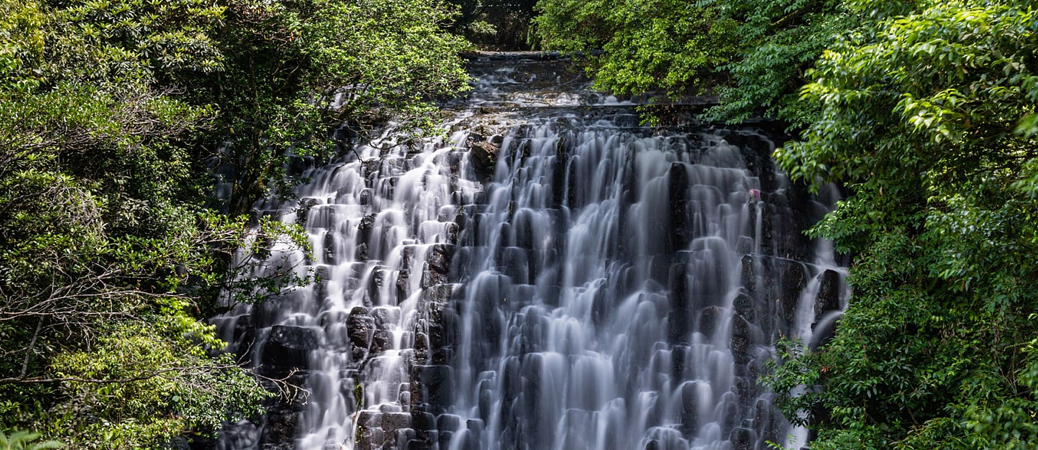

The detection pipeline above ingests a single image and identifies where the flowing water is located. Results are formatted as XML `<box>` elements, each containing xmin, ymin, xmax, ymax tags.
<box><xmin>214</xmin><ymin>55</ymin><xmax>847</xmax><ymax>450</ymax></box>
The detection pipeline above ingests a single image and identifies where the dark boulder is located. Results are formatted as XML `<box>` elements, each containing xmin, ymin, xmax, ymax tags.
<box><xmin>356</xmin><ymin>425</ymin><xmax>384</xmax><ymax>450</ymax></box>
<box><xmin>815</xmin><ymin>269</ymin><xmax>842</xmax><ymax>317</ymax></box>
<box><xmin>668</xmin><ymin>162</ymin><xmax>691</xmax><ymax>252</ymax></box>
<box><xmin>678</xmin><ymin>381</ymin><xmax>701</xmax><ymax>436</ymax></box>
<box><xmin>397</xmin><ymin>246</ymin><xmax>417</xmax><ymax>299</ymax></box>
<box><xmin>740</xmin><ymin>255</ymin><xmax>757</xmax><ymax>293</ymax></box>
<box><xmin>730</xmin><ymin>315</ymin><xmax>755</xmax><ymax>365</ymax></box>
<box><xmin>261</xmin><ymin>325</ymin><xmax>320</xmax><ymax>371</ymax></box>
<box><xmin>358</xmin><ymin>213</ymin><xmax>377</xmax><ymax>244</ymax></box>
<box><xmin>779</xmin><ymin>261</ymin><xmax>807</xmax><ymax>323</ymax></box>
<box><xmin>382</xmin><ymin>412</ymin><xmax>412</xmax><ymax>435</ymax></box>
<box><xmin>411</xmin><ymin>365</ymin><xmax>455</xmax><ymax>414</ymax></box>
<box><xmin>436</xmin><ymin>414</ymin><xmax>463</xmax><ymax>433</ymax></box>
<box><xmin>367</xmin><ymin>266</ymin><xmax>385</xmax><ymax>306</ymax></box>
<box><xmin>729</xmin><ymin>427</ymin><xmax>756</xmax><ymax>450</ymax></box>
<box><xmin>698</xmin><ymin>306</ymin><xmax>724</xmax><ymax>338</ymax></box>
<box><xmin>410</xmin><ymin>410</ymin><xmax>437</xmax><ymax>449</ymax></box>
<box><xmin>262</xmin><ymin>408</ymin><xmax>301</xmax><ymax>449</ymax></box>
<box><xmin>422</xmin><ymin>244</ymin><xmax>456</xmax><ymax>287</ymax></box>
<box><xmin>347</xmin><ymin>307</ymin><xmax>376</xmax><ymax>359</ymax></box>
<box><xmin>468</xmin><ymin>133</ymin><xmax>498</xmax><ymax>182</ymax></box>
<box><xmin>357</xmin><ymin>410</ymin><xmax>381</xmax><ymax>428</ymax></box>
<box><xmin>733</xmin><ymin>291</ymin><xmax>756</xmax><ymax>324</ymax></box>
<box><xmin>371</xmin><ymin>330</ymin><xmax>393</xmax><ymax>354</ymax></box>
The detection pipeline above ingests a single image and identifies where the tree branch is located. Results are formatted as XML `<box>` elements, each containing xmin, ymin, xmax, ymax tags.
<box><xmin>19</xmin><ymin>318</ymin><xmax>43</xmax><ymax>378</ymax></box>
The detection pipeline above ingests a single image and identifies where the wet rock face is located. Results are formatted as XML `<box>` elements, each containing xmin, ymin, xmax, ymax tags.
<box><xmin>356</xmin><ymin>214</ymin><xmax>376</xmax><ymax>260</ymax></box>
<box><xmin>668</xmin><ymin>162</ymin><xmax>692</xmax><ymax>252</ymax></box>
<box><xmin>411</xmin><ymin>365</ymin><xmax>455</xmax><ymax>415</ymax></box>
<box><xmin>730</xmin><ymin>315</ymin><xmax>755</xmax><ymax>364</ymax></box>
<box><xmin>780</xmin><ymin>261</ymin><xmax>808</xmax><ymax>323</ymax></box>
<box><xmin>698</xmin><ymin>305</ymin><xmax>724</xmax><ymax>338</ymax></box>
<box><xmin>261</xmin><ymin>325</ymin><xmax>320</xmax><ymax>373</ymax></box>
<box><xmin>347</xmin><ymin>307</ymin><xmax>376</xmax><ymax>360</ymax></box>
<box><xmin>263</xmin><ymin>407</ymin><xmax>301</xmax><ymax>449</ymax></box>
<box><xmin>815</xmin><ymin>269</ymin><xmax>842</xmax><ymax>316</ymax></box>
<box><xmin>468</xmin><ymin>133</ymin><xmax>499</xmax><ymax>182</ymax></box>
<box><xmin>423</xmin><ymin>244</ymin><xmax>455</xmax><ymax>288</ymax></box>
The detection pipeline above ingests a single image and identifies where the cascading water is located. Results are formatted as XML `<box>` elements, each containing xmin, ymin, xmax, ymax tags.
<box><xmin>214</xmin><ymin>55</ymin><xmax>847</xmax><ymax>450</ymax></box>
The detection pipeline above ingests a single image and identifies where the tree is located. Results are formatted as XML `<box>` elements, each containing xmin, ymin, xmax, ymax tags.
<box><xmin>768</xmin><ymin>1</ymin><xmax>1038</xmax><ymax>448</ymax></box>
<box><xmin>531</xmin><ymin>0</ymin><xmax>737</xmax><ymax>100</ymax></box>
<box><xmin>191</xmin><ymin>0</ymin><xmax>471</xmax><ymax>216</ymax></box>
<box><xmin>703</xmin><ymin>0</ymin><xmax>850</xmax><ymax>125</ymax></box>
<box><xmin>531</xmin><ymin>0</ymin><xmax>849</xmax><ymax>126</ymax></box>
<box><xmin>0</xmin><ymin>0</ymin><xmax>470</xmax><ymax>447</ymax></box>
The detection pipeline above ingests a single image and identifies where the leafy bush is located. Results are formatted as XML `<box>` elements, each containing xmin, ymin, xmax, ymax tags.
<box><xmin>0</xmin><ymin>0</ymin><xmax>470</xmax><ymax>447</ymax></box>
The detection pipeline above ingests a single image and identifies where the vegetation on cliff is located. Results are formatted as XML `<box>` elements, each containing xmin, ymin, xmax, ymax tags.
<box><xmin>0</xmin><ymin>0</ymin><xmax>468</xmax><ymax>447</ymax></box>
<box><xmin>534</xmin><ymin>0</ymin><xmax>1038</xmax><ymax>447</ymax></box>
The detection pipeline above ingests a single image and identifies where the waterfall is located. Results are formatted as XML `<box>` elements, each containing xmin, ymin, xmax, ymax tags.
<box><xmin>214</xmin><ymin>54</ymin><xmax>847</xmax><ymax>450</ymax></box>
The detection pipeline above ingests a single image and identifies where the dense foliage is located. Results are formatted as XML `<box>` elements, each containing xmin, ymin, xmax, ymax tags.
<box><xmin>450</xmin><ymin>0</ymin><xmax>539</xmax><ymax>50</ymax></box>
<box><xmin>531</xmin><ymin>0</ymin><xmax>846</xmax><ymax>123</ymax></box>
<box><xmin>532</xmin><ymin>0</ymin><xmax>847</xmax><ymax>124</ymax></box>
<box><xmin>770</xmin><ymin>1</ymin><xmax>1038</xmax><ymax>448</ymax></box>
<box><xmin>705</xmin><ymin>0</ymin><xmax>849</xmax><ymax>125</ymax></box>
<box><xmin>0</xmin><ymin>0</ymin><xmax>469</xmax><ymax>447</ymax></box>
<box><xmin>534</xmin><ymin>0</ymin><xmax>1038</xmax><ymax>447</ymax></box>
<box><xmin>532</xmin><ymin>0</ymin><xmax>736</xmax><ymax>99</ymax></box>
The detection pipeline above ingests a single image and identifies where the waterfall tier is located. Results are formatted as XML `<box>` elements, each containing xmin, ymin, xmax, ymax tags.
<box><xmin>214</xmin><ymin>54</ymin><xmax>847</xmax><ymax>450</ymax></box>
